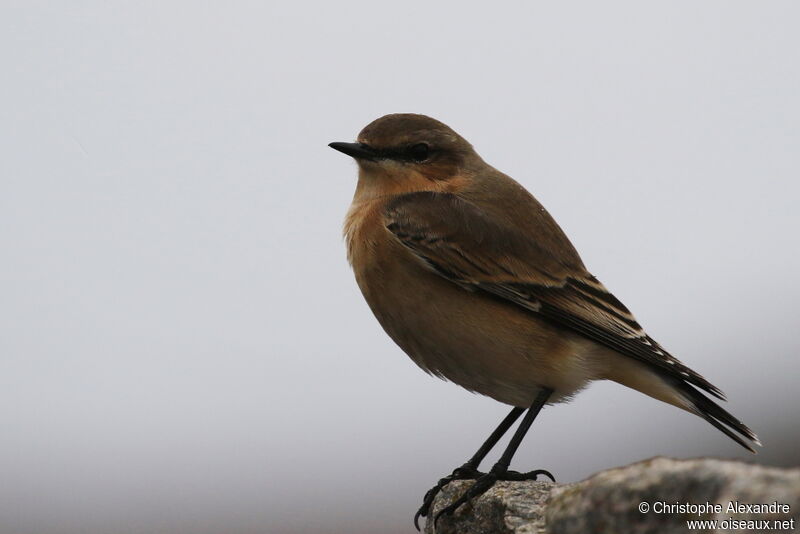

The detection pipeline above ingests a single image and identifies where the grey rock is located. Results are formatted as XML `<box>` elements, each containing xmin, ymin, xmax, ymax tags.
<box><xmin>425</xmin><ymin>457</ymin><xmax>800</xmax><ymax>534</ymax></box>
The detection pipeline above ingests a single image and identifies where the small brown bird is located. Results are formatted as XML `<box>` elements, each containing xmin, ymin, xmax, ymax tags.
<box><xmin>329</xmin><ymin>114</ymin><xmax>759</xmax><ymax>528</ymax></box>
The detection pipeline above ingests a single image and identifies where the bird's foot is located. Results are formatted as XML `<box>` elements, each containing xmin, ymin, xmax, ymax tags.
<box><xmin>413</xmin><ymin>463</ymin><xmax>483</xmax><ymax>530</ymax></box>
<box><xmin>432</xmin><ymin>465</ymin><xmax>555</xmax><ymax>528</ymax></box>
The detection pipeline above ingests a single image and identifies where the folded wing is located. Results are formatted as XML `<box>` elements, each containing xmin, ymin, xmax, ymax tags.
<box><xmin>384</xmin><ymin>191</ymin><xmax>725</xmax><ymax>400</ymax></box>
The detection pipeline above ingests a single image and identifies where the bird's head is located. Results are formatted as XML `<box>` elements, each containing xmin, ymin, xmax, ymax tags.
<box><xmin>329</xmin><ymin>114</ymin><xmax>479</xmax><ymax>197</ymax></box>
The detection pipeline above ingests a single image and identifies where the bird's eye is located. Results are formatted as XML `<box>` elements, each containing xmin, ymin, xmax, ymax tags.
<box><xmin>408</xmin><ymin>143</ymin><xmax>430</xmax><ymax>162</ymax></box>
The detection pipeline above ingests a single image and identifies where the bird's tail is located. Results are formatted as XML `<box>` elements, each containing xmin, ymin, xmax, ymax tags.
<box><xmin>674</xmin><ymin>380</ymin><xmax>761</xmax><ymax>453</ymax></box>
<box><xmin>602</xmin><ymin>351</ymin><xmax>761</xmax><ymax>453</ymax></box>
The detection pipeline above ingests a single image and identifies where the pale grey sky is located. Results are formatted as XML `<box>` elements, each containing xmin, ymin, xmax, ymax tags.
<box><xmin>1</xmin><ymin>2</ymin><xmax>798</xmax><ymax>533</ymax></box>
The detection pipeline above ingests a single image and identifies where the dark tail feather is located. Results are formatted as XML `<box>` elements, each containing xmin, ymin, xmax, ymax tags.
<box><xmin>676</xmin><ymin>381</ymin><xmax>761</xmax><ymax>453</ymax></box>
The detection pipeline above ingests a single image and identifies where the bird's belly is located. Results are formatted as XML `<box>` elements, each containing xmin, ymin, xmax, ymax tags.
<box><xmin>356</xmin><ymin>252</ymin><xmax>600</xmax><ymax>407</ymax></box>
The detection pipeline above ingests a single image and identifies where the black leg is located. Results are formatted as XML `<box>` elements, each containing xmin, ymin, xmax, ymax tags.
<box><xmin>413</xmin><ymin>406</ymin><xmax>524</xmax><ymax>530</ymax></box>
<box><xmin>465</xmin><ymin>406</ymin><xmax>526</xmax><ymax>467</ymax></box>
<box><xmin>433</xmin><ymin>387</ymin><xmax>554</xmax><ymax>527</ymax></box>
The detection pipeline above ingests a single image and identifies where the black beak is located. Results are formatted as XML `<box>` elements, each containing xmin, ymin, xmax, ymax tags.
<box><xmin>328</xmin><ymin>142</ymin><xmax>377</xmax><ymax>161</ymax></box>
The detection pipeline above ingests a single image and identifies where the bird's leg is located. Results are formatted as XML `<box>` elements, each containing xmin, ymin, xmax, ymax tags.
<box><xmin>413</xmin><ymin>406</ymin><xmax>524</xmax><ymax>530</ymax></box>
<box><xmin>433</xmin><ymin>387</ymin><xmax>554</xmax><ymax>528</ymax></box>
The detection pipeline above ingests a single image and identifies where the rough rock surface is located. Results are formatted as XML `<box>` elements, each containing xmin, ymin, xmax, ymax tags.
<box><xmin>426</xmin><ymin>457</ymin><xmax>800</xmax><ymax>534</ymax></box>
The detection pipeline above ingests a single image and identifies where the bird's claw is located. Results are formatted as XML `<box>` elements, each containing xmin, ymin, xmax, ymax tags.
<box><xmin>433</xmin><ymin>471</ymin><xmax>498</xmax><ymax>527</ymax></box>
<box><xmin>413</xmin><ymin>464</ymin><xmax>483</xmax><ymax>530</ymax></box>
<box><xmin>430</xmin><ymin>467</ymin><xmax>556</xmax><ymax>530</ymax></box>
<box><xmin>503</xmin><ymin>468</ymin><xmax>555</xmax><ymax>482</ymax></box>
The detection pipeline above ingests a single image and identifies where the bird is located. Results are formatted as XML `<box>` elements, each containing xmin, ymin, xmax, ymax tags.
<box><xmin>328</xmin><ymin>113</ymin><xmax>759</xmax><ymax>529</ymax></box>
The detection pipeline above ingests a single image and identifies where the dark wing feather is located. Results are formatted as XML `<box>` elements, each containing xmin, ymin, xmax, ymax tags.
<box><xmin>385</xmin><ymin>191</ymin><xmax>725</xmax><ymax>400</ymax></box>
